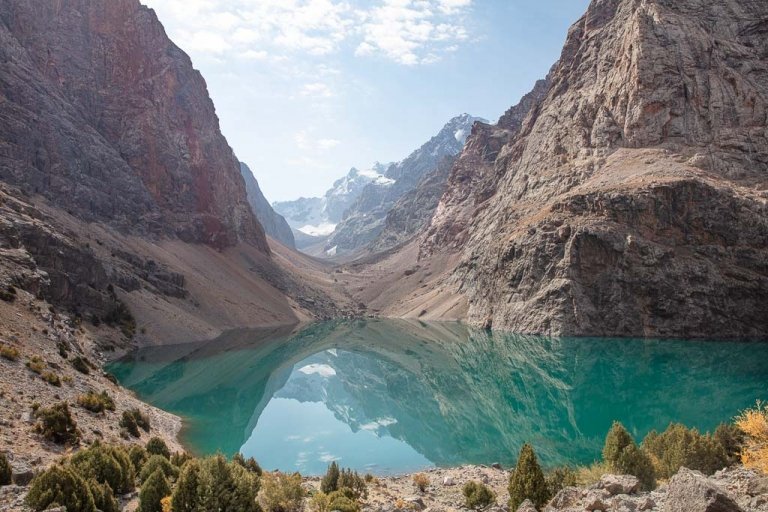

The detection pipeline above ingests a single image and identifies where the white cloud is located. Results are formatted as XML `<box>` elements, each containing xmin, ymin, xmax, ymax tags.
<box><xmin>299</xmin><ymin>82</ymin><xmax>334</xmax><ymax>98</ymax></box>
<box><xmin>295</xmin><ymin>130</ymin><xmax>341</xmax><ymax>152</ymax></box>
<box><xmin>142</xmin><ymin>0</ymin><xmax>473</xmax><ymax>66</ymax></box>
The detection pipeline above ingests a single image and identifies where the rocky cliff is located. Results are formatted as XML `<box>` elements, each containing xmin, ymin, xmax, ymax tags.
<box><xmin>240</xmin><ymin>162</ymin><xmax>295</xmax><ymax>249</ymax></box>
<box><xmin>0</xmin><ymin>0</ymin><xmax>266</xmax><ymax>251</ymax></box>
<box><xmin>419</xmin><ymin>0</ymin><xmax>768</xmax><ymax>337</ymax></box>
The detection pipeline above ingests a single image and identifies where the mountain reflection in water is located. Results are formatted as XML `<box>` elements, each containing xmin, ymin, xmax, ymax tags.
<box><xmin>108</xmin><ymin>320</ymin><xmax>768</xmax><ymax>475</ymax></box>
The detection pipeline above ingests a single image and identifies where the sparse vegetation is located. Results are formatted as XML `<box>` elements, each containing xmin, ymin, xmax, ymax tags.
<box><xmin>41</xmin><ymin>370</ymin><xmax>61</xmax><ymax>386</ymax></box>
<box><xmin>35</xmin><ymin>402</ymin><xmax>79</xmax><ymax>445</ymax></box>
<box><xmin>413</xmin><ymin>472</ymin><xmax>430</xmax><ymax>492</ymax></box>
<box><xmin>463</xmin><ymin>480</ymin><xmax>495</xmax><ymax>509</ymax></box>
<box><xmin>0</xmin><ymin>344</ymin><xmax>19</xmax><ymax>361</ymax></box>
<box><xmin>25</xmin><ymin>355</ymin><xmax>46</xmax><ymax>374</ymax></box>
<box><xmin>0</xmin><ymin>285</ymin><xmax>17</xmax><ymax>302</ymax></box>
<box><xmin>260</xmin><ymin>471</ymin><xmax>304</xmax><ymax>512</ymax></box>
<box><xmin>121</xmin><ymin>408</ymin><xmax>151</xmax><ymax>437</ymax></box>
<box><xmin>103</xmin><ymin>300</ymin><xmax>136</xmax><ymax>338</ymax></box>
<box><xmin>736</xmin><ymin>401</ymin><xmax>768</xmax><ymax>474</ymax></box>
<box><xmin>508</xmin><ymin>443</ymin><xmax>549</xmax><ymax>510</ymax></box>
<box><xmin>233</xmin><ymin>451</ymin><xmax>263</xmax><ymax>475</ymax></box>
<box><xmin>338</xmin><ymin>468</ymin><xmax>367</xmax><ymax>499</ymax></box>
<box><xmin>545</xmin><ymin>466</ymin><xmax>577</xmax><ymax>496</ymax></box>
<box><xmin>71</xmin><ymin>355</ymin><xmax>91</xmax><ymax>374</ymax></box>
<box><xmin>77</xmin><ymin>390</ymin><xmax>116</xmax><ymax>413</ymax></box>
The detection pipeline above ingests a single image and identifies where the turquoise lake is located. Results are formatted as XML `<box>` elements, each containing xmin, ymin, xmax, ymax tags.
<box><xmin>107</xmin><ymin>319</ymin><xmax>768</xmax><ymax>475</ymax></box>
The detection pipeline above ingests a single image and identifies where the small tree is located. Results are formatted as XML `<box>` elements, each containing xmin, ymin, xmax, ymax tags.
<box><xmin>602</xmin><ymin>422</ymin><xmax>655</xmax><ymax>490</ymax></box>
<box><xmin>146</xmin><ymin>437</ymin><xmax>171</xmax><ymax>459</ymax></box>
<box><xmin>338</xmin><ymin>468</ymin><xmax>367</xmax><ymax>499</ymax></box>
<box><xmin>508</xmin><ymin>443</ymin><xmax>549</xmax><ymax>510</ymax></box>
<box><xmin>140</xmin><ymin>469</ymin><xmax>171</xmax><ymax>512</ymax></box>
<box><xmin>233</xmin><ymin>452</ymin><xmax>263</xmax><ymax>475</ymax></box>
<box><xmin>714</xmin><ymin>423</ymin><xmax>745</xmax><ymax>465</ymax></box>
<box><xmin>171</xmin><ymin>458</ymin><xmax>200</xmax><ymax>512</ymax></box>
<box><xmin>642</xmin><ymin>423</ymin><xmax>727</xmax><ymax>479</ymax></box>
<box><xmin>89</xmin><ymin>478</ymin><xmax>119</xmax><ymax>512</ymax></box>
<box><xmin>736</xmin><ymin>401</ymin><xmax>768</xmax><ymax>474</ymax></box>
<box><xmin>0</xmin><ymin>452</ymin><xmax>11</xmax><ymax>485</ymax></box>
<box><xmin>321</xmin><ymin>461</ymin><xmax>340</xmax><ymax>493</ymax></box>
<box><xmin>130</xmin><ymin>445</ymin><xmax>149</xmax><ymax>473</ymax></box>
<box><xmin>70</xmin><ymin>442</ymin><xmax>134</xmax><ymax>495</ymax></box>
<box><xmin>140</xmin><ymin>455</ymin><xmax>178</xmax><ymax>483</ymax></box>
<box><xmin>463</xmin><ymin>481</ymin><xmax>495</xmax><ymax>509</ymax></box>
<box><xmin>26</xmin><ymin>465</ymin><xmax>96</xmax><ymax>512</ymax></box>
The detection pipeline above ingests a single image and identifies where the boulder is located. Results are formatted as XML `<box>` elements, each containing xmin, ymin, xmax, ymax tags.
<box><xmin>516</xmin><ymin>499</ymin><xmax>538</xmax><ymax>512</ymax></box>
<box><xmin>664</xmin><ymin>468</ymin><xmax>743</xmax><ymax>512</ymax></box>
<box><xmin>598</xmin><ymin>475</ymin><xmax>640</xmax><ymax>496</ymax></box>
<box><xmin>405</xmin><ymin>497</ymin><xmax>426</xmax><ymax>510</ymax></box>
<box><xmin>442</xmin><ymin>476</ymin><xmax>455</xmax><ymax>486</ymax></box>
<box><xmin>11</xmin><ymin>463</ymin><xmax>34</xmax><ymax>486</ymax></box>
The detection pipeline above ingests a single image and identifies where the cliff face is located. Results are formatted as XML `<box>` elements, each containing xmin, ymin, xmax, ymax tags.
<box><xmin>240</xmin><ymin>163</ymin><xmax>295</xmax><ymax>249</ymax></box>
<box><xmin>0</xmin><ymin>0</ymin><xmax>267</xmax><ymax>251</ymax></box>
<box><xmin>422</xmin><ymin>0</ymin><xmax>768</xmax><ymax>337</ymax></box>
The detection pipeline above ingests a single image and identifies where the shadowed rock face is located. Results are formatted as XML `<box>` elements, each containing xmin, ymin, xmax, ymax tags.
<box><xmin>0</xmin><ymin>0</ymin><xmax>267</xmax><ymax>251</ymax></box>
<box><xmin>423</xmin><ymin>0</ymin><xmax>768</xmax><ymax>337</ymax></box>
<box><xmin>240</xmin><ymin>163</ymin><xmax>295</xmax><ymax>249</ymax></box>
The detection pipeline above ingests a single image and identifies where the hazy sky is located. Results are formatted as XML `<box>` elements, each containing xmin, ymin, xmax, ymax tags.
<box><xmin>142</xmin><ymin>0</ymin><xmax>591</xmax><ymax>201</ymax></box>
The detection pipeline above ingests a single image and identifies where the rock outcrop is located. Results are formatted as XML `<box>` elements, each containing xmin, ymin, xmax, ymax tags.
<box><xmin>240</xmin><ymin>162</ymin><xmax>295</xmax><ymax>249</ymax></box>
<box><xmin>0</xmin><ymin>0</ymin><xmax>266</xmax><ymax>251</ymax></box>
<box><xmin>420</xmin><ymin>0</ymin><xmax>768</xmax><ymax>337</ymax></box>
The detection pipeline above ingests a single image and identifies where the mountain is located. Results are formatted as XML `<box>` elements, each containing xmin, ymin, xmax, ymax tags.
<box><xmin>273</xmin><ymin>163</ymin><xmax>391</xmax><ymax>238</ymax></box>
<box><xmin>414</xmin><ymin>0</ymin><xmax>768</xmax><ymax>337</ymax></box>
<box><xmin>0</xmin><ymin>0</ymin><xmax>349</xmax><ymax>346</ymax></box>
<box><xmin>326</xmin><ymin>114</ymin><xmax>485</xmax><ymax>255</ymax></box>
<box><xmin>240</xmin><ymin>162</ymin><xmax>295</xmax><ymax>249</ymax></box>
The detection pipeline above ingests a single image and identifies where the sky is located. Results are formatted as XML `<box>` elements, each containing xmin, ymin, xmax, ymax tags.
<box><xmin>141</xmin><ymin>0</ymin><xmax>591</xmax><ymax>202</ymax></box>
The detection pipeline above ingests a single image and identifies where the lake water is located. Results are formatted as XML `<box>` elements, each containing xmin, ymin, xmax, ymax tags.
<box><xmin>107</xmin><ymin>319</ymin><xmax>768</xmax><ymax>475</ymax></box>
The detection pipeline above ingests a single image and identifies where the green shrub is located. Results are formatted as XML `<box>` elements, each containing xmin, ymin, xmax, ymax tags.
<box><xmin>26</xmin><ymin>465</ymin><xmax>96</xmax><ymax>512</ymax></box>
<box><xmin>130</xmin><ymin>445</ymin><xmax>149</xmax><ymax>473</ymax></box>
<box><xmin>259</xmin><ymin>471</ymin><xmax>304</xmax><ymax>512</ymax></box>
<box><xmin>0</xmin><ymin>345</ymin><xmax>19</xmax><ymax>361</ymax></box>
<box><xmin>171</xmin><ymin>451</ymin><xmax>192</xmax><ymax>468</ymax></box>
<box><xmin>714</xmin><ymin>423</ymin><xmax>745</xmax><ymax>465</ymax></box>
<box><xmin>0</xmin><ymin>285</ymin><xmax>17</xmax><ymax>302</ymax></box>
<box><xmin>174</xmin><ymin>454</ymin><xmax>259</xmax><ymax>512</ymax></box>
<box><xmin>71</xmin><ymin>356</ymin><xmax>91</xmax><ymax>375</ymax></box>
<box><xmin>0</xmin><ymin>452</ymin><xmax>11</xmax><ymax>485</ymax></box>
<box><xmin>77</xmin><ymin>391</ymin><xmax>115</xmax><ymax>413</ymax></box>
<box><xmin>104</xmin><ymin>301</ymin><xmax>136</xmax><ymax>338</ymax></box>
<box><xmin>309</xmin><ymin>491</ymin><xmax>331</xmax><ymax>512</ymax></box>
<box><xmin>327</xmin><ymin>490</ymin><xmax>360</xmax><ymax>512</ymax></box>
<box><xmin>508</xmin><ymin>443</ymin><xmax>549</xmax><ymax>510</ymax></box>
<box><xmin>121</xmin><ymin>409</ymin><xmax>150</xmax><ymax>437</ymax></box>
<box><xmin>546</xmin><ymin>466</ymin><xmax>577</xmax><ymax>496</ymax></box>
<box><xmin>463</xmin><ymin>481</ymin><xmax>495</xmax><ymax>509</ymax></box>
<box><xmin>338</xmin><ymin>468</ymin><xmax>367</xmax><ymax>499</ymax></box>
<box><xmin>139</xmin><ymin>469</ymin><xmax>171</xmax><ymax>512</ymax></box>
<box><xmin>146</xmin><ymin>437</ymin><xmax>170</xmax><ymax>459</ymax></box>
<box><xmin>642</xmin><ymin>423</ymin><xmax>728</xmax><ymax>479</ymax></box>
<box><xmin>140</xmin><ymin>455</ymin><xmax>178</xmax><ymax>483</ymax></box>
<box><xmin>70</xmin><ymin>443</ymin><xmax>134</xmax><ymax>495</ymax></box>
<box><xmin>233</xmin><ymin>452</ymin><xmax>263</xmax><ymax>475</ymax></box>
<box><xmin>35</xmin><ymin>402</ymin><xmax>79</xmax><ymax>445</ymax></box>
<box><xmin>320</xmin><ymin>461</ymin><xmax>340</xmax><ymax>493</ymax></box>
<box><xmin>603</xmin><ymin>421</ymin><xmax>634</xmax><ymax>465</ymax></box>
<box><xmin>42</xmin><ymin>371</ymin><xmax>61</xmax><ymax>387</ymax></box>
<box><xmin>88</xmin><ymin>478</ymin><xmax>119</xmax><ymax>512</ymax></box>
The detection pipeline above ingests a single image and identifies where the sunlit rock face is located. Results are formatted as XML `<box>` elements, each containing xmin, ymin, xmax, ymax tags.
<box><xmin>423</xmin><ymin>0</ymin><xmax>768</xmax><ymax>337</ymax></box>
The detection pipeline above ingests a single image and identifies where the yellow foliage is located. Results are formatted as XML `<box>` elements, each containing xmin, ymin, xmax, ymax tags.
<box><xmin>575</xmin><ymin>461</ymin><xmax>611</xmax><ymax>486</ymax></box>
<box><xmin>736</xmin><ymin>401</ymin><xmax>768</xmax><ymax>474</ymax></box>
<box><xmin>412</xmin><ymin>473</ymin><xmax>429</xmax><ymax>492</ymax></box>
<box><xmin>161</xmin><ymin>495</ymin><xmax>172</xmax><ymax>512</ymax></box>
<box><xmin>309</xmin><ymin>491</ymin><xmax>330</xmax><ymax>512</ymax></box>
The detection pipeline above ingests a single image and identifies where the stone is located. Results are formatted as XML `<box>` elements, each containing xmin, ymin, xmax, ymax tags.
<box><xmin>665</xmin><ymin>468</ymin><xmax>743</xmax><ymax>512</ymax></box>
<box><xmin>443</xmin><ymin>476</ymin><xmax>456</xmax><ymax>486</ymax></box>
<box><xmin>599</xmin><ymin>475</ymin><xmax>640</xmax><ymax>496</ymax></box>
<box><xmin>583</xmin><ymin>490</ymin><xmax>609</xmax><ymax>512</ymax></box>
<box><xmin>405</xmin><ymin>497</ymin><xmax>426</xmax><ymax>510</ymax></box>
<box><xmin>636</xmin><ymin>496</ymin><xmax>655</xmax><ymax>511</ymax></box>
<box><xmin>491</xmin><ymin>463</ymin><xmax>503</xmax><ymax>470</ymax></box>
<box><xmin>11</xmin><ymin>463</ymin><xmax>35</xmax><ymax>486</ymax></box>
<box><xmin>516</xmin><ymin>499</ymin><xmax>538</xmax><ymax>512</ymax></box>
<box><xmin>747</xmin><ymin>477</ymin><xmax>768</xmax><ymax>497</ymax></box>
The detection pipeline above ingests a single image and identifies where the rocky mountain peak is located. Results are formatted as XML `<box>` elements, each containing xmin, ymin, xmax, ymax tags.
<box><xmin>0</xmin><ymin>0</ymin><xmax>267</xmax><ymax>251</ymax></box>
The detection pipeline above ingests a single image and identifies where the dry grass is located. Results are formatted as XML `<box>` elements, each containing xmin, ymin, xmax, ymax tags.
<box><xmin>575</xmin><ymin>462</ymin><xmax>611</xmax><ymax>486</ymax></box>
